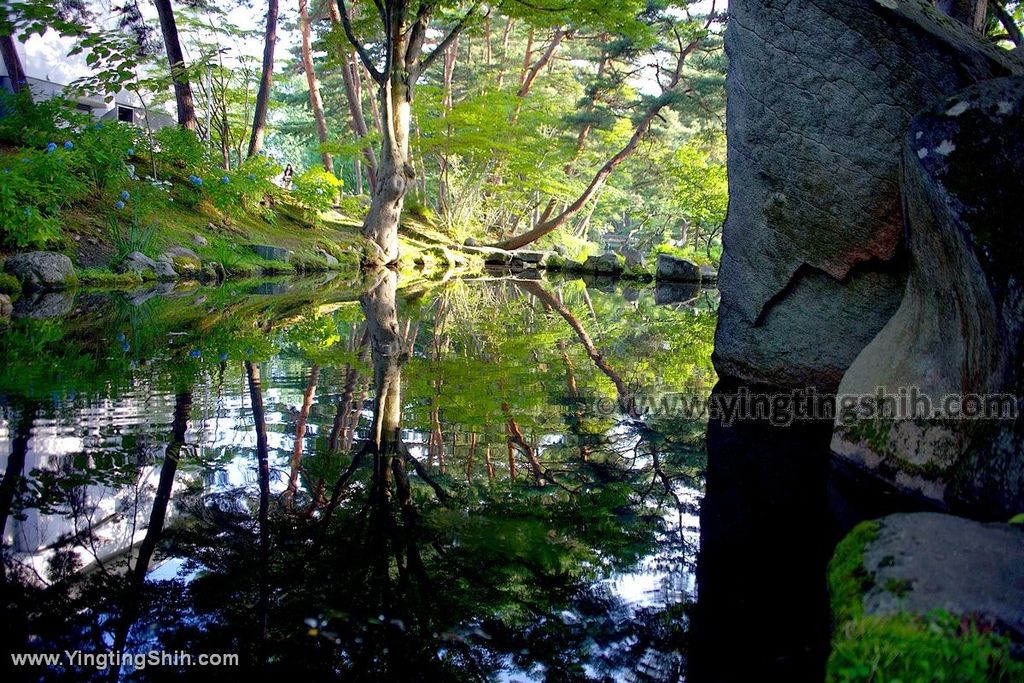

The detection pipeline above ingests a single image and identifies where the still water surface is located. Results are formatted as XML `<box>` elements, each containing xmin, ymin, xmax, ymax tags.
<box><xmin>1</xmin><ymin>274</ymin><xmax>722</xmax><ymax>681</ymax></box>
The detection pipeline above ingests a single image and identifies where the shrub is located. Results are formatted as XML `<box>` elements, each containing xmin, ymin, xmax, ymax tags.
<box><xmin>151</xmin><ymin>126</ymin><xmax>211</xmax><ymax>177</ymax></box>
<box><xmin>71</xmin><ymin>122</ymin><xmax>138</xmax><ymax>188</ymax></box>
<box><xmin>205</xmin><ymin>156</ymin><xmax>282</xmax><ymax>221</ymax></box>
<box><xmin>0</xmin><ymin>148</ymin><xmax>89</xmax><ymax>247</ymax></box>
<box><xmin>291</xmin><ymin>166</ymin><xmax>343</xmax><ymax>223</ymax></box>
<box><xmin>0</xmin><ymin>91</ymin><xmax>88</xmax><ymax>148</ymax></box>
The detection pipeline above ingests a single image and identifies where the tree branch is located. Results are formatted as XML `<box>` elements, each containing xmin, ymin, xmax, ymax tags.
<box><xmin>336</xmin><ymin>0</ymin><xmax>386</xmax><ymax>85</ymax></box>
<box><xmin>420</xmin><ymin>2</ymin><xmax>482</xmax><ymax>73</ymax></box>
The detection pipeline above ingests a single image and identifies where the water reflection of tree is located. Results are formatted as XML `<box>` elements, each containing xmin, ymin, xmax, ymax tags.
<box><xmin>0</xmin><ymin>275</ymin><xmax>712</xmax><ymax>681</ymax></box>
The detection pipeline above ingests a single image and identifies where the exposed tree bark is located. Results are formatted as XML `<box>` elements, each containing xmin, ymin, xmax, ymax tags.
<box><xmin>298</xmin><ymin>0</ymin><xmax>334</xmax><ymax>173</ymax></box>
<box><xmin>247</xmin><ymin>0</ymin><xmax>279</xmax><ymax>157</ymax></box>
<box><xmin>336</xmin><ymin>0</ymin><xmax>477</xmax><ymax>264</ymax></box>
<box><xmin>936</xmin><ymin>0</ymin><xmax>989</xmax><ymax>32</ymax></box>
<box><xmin>328</xmin><ymin>0</ymin><xmax>379</xmax><ymax>191</ymax></box>
<box><xmin>495</xmin><ymin>17</ymin><xmax>515</xmax><ymax>89</ymax></box>
<box><xmin>153</xmin><ymin>0</ymin><xmax>198</xmax><ymax>130</ymax></box>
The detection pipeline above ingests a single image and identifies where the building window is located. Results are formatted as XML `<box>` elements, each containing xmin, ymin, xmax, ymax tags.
<box><xmin>75</xmin><ymin>103</ymin><xmax>92</xmax><ymax>112</ymax></box>
<box><xmin>117</xmin><ymin>106</ymin><xmax>134</xmax><ymax>123</ymax></box>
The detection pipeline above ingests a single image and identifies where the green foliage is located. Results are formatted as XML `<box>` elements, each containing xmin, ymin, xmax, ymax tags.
<box><xmin>0</xmin><ymin>272</ymin><xmax>22</xmax><ymax>295</ymax></box>
<box><xmin>72</xmin><ymin>121</ymin><xmax>138</xmax><ymax>188</ymax></box>
<box><xmin>204</xmin><ymin>156</ymin><xmax>282</xmax><ymax>220</ymax></box>
<box><xmin>828</xmin><ymin>520</ymin><xmax>881</xmax><ymax>627</ymax></box>
<box><xmin>107</xmin><ymin>213</ymin><xmax>157</xmax><ymax>268</ymax></box>
<box><xmin>0</xmin><ymin>147</ymin><xmax>89</xmax><ymax>247</ymax></box>
<box><xmin>828</xmin><ymin>611</ymin><xmax>1024</xmax><ymax>683</ymax></box>
<box><xmin>152</xmin><ymin>126</ymin><xmax>211</xmax><ymax>176</ymax></box>
<box><xmin>291</xmin><ymin>166</ymin><xmax>344</xmax><ymax>221</ymax></box>
<box><xmin>0</xmin><ymin>90</ymin><xmax>88</xmax><ymax>147</ymax></box>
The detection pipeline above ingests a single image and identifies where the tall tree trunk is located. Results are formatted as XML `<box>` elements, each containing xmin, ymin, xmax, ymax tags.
<box><xmin>936</xmin><ymin>0</ymin><xmax>989</xmax><ymax>32</ymax></box>
<box><xmin>328</xmin><ymin>0</ymin><xmax>379</xmax><ymax>191</ymax></box>
<box><xmin>363</xmin><ymin>58</ymin><xmax>413</xmax><ymax>264</ymax></box>
<box><xmin>248</xmin><ymin>0</ymin><xmax>279</xmax><ymax>158</ymax></box>
<box><xmin>298</xmin><ymin>0</ymin><xmax>334</xmax><ymax>173</ymax></box>
<box><xmin>153</xmin><ymin>0</ymin><xmax>198</xmax><ymax>130</ymax></box>
<box><xmin>517</xmin><ymin>29</ymin><xmax>565</xmax><ymax>98</ymax></box>
<box><xmin>285</xmin><ymin>364</ymin><xmax>320</xmax><ymax>508</ymax></box>
<box><xmin>495</xmin><ymin>17</ymin><xmax>515</xmax><ymax>89</ymax></box>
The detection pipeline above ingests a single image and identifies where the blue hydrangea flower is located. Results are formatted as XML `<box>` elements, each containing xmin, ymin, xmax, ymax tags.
<box><xmin>219</xmin><ymin>352</ymin><xmax>229</xmax><ymax>362</ymax></box>
<box><xmin>188</xmin><ymin>349</ymin><xmax>202</xmax><ymax>358</ymax></box>
<box><xmin>120</xmin><ymin>190</ymin><xmax>130</xmax><ymax>201</ymax></box>
<box><xmin>23</xmin><ymin>207</ymin><xmax>32</xmax><ymax>216</ymax></box>
<box><xmin>63</xmin><ymin>141</ymin><xmax>73</xmax><ymax>150</ymax></box>
<box><xmin>247</xmin><ymin>174</ymin><xmax>256</xmax><ymax>180</ymax></box>
<box><xmin>115</xmin><ymin>201</ymin><xmax>125</xmax><ymax>210</ymax></box>
<box><xmin>188</xmin><ymin>175</ymin><xmax>203</xmax><ymax>186</ymax></box>
<box><xmin>126</xmin><ymin>147</ymin><xmax>135</xmax><ymax>156</ymax></box>
<box><xmin>46</xmin><ymin>142</ymin><xmax>57</xmax><ymax>153</ymax></box>
<box><xmin>220</xmin><ymin>176</ymin><xmax>230</xmax><ymax>184</ymax></box>
<box><xmin>121</xmin><ymin>341</ymin><xmax>131</xmax><ymax>353</ymax></box>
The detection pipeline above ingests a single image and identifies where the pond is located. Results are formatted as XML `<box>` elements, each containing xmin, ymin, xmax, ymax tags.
<box><xmin>1</xmin><ymin>273</ymin><xmax>730</xmax><ymax>681</ymax></box>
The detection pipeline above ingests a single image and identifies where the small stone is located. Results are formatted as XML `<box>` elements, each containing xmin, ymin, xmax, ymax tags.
<box><xmin>192</xmin><ymin>234</ymin><xmax>208</xmax><ymax>247</ymax></box>
<box><xmin>0</xmin><ymin>293</ymin><xmax>12</xmax><ymax>318</ymax></box>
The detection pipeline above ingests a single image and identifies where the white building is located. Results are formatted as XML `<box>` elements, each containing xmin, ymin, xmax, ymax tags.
<box><xmin>0</xmin><ymin>30</ymin><xmax>175</xmax><ymax>131</ymax></box>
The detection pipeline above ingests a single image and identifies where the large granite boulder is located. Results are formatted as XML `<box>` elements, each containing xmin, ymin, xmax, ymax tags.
<box><xmin>714</xmin><ymin>0</ymin><xmax>1023</xmax><ymax>390</ymax></box>
<box><xmin>4</xmin><ymin>251</ymin><xmax>77</xmax><ymax>290</ymax></box>
<box><xmin>857</xmin><ymin>514</ymin><xmax>1024</xmax><ymax>637</ymax></box>
<box><xmin>832</xmin><ymin>76</ymin><xmax>1024</xmax><ymax>518</ymax></box>
<box><xmin>655</xmin><ymin>254</ymin><xmax>701</xmax><ymax>282</ymax></box>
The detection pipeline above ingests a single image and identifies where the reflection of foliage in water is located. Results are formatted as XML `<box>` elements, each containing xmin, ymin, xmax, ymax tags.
<box><xmin>0</xmin><ymin>275</ymin><xmax>715</xmax><ymax>681</ymax></box>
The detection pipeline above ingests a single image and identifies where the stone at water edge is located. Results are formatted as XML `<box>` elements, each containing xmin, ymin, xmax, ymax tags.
<box><xmin>117</xmin><ymin>251</ymin><xmax>158</xmax><ymax>275</ymax></box>
<box><xmin>253</xmin><ymin>244</ymin><xmax>292</xmax><ymax>262</ymax></box>
<box><xmin>620</xmin><ymin>248</ymin><xmax>646</xmax><ymax>269</ymax></box>
<box><xmin>832</xmin><ymin>75</ymin><xmax>1024</xmax><ymax>518</ymax></box>
<box><xmin>655</xmin><ymin>254</ymin><xmax>701</xmax><ymax>282</ymax></box>
<box><xmin>153</xmin><ymin>258</ymin><xmax>178</xmax><ymax>281</ymax></box>
<box><xmin>714</xmin><ymin>0</ymin><xmax>1023</xmax><ymax>390</ymax></box>
<box><xmin>583</xmin><ymin>253</ymin><xmax>624</xmax><ymax>275</ymax></box>
<box><xmin>833</xmin><ymin>512</ymin><xmax>1024</xmax><ymax>640</ymax></box>
<box><xmin>4</xmin><ymin>252</ymin><xmax>77</xmax><ymax>291</ymax></box>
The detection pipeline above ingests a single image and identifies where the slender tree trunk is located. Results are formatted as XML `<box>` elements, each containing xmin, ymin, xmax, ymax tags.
<box><xmin>517</xmin><ymin>29</ymin><xmax>565</xmax><ymax>98</ymax></box>
<box><xmin>247</xmin><ymin>0</ymin><xmax>279</xmax><ymax>157</ymax></box>
<box><xmin>992</xmin><ymin>0</ymin><xmax>1024</xmax><ymax>45</ymax></box>
<box><xmin>298</xmin><ymin>0</ymin><xmax>334</xmax><ymax>173</ymax></box>
<box><xmin>153</xmin><ymin>0</ymin><xmax>198</xmax><ymax>130</ymax></box>
<box><xmin>936</xmin><ymin>0</ymin><xmax>989</xmax><ymax>31</ymax></box>
<box><xmin>495</xmin><ymin>18</ymin><xmax>515</xmax><ymax>89</ymax></box>
<box><xmin>329</xmin><ymin>0</ymin><xmax>379</xmax><ymax>191</ymax></box>
<box><xmin>285</xmin><ymin>364</ymin><xmax>320</xmax><ymax>508</ymax></box>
